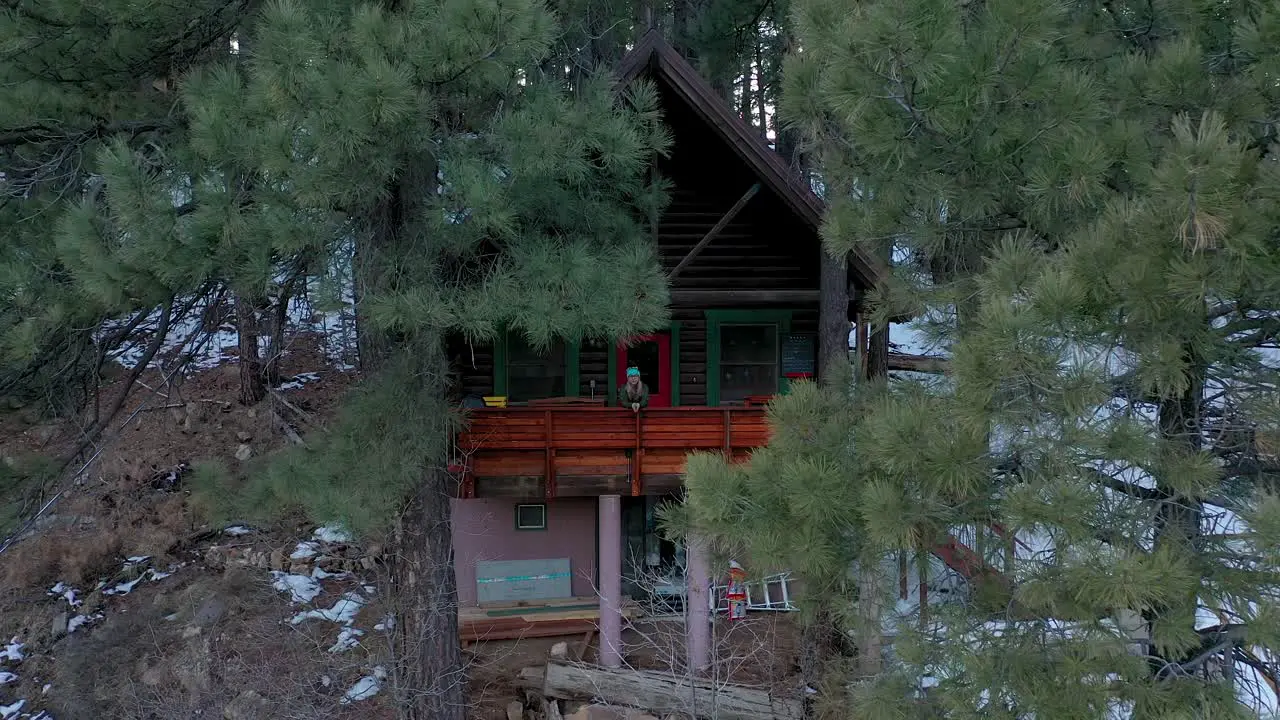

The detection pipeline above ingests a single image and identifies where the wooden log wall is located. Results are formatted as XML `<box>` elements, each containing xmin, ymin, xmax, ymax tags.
<box><xmin>446</xmin><ymin>77</ymin><xmax>832</xmax><ymax>405</ymax></box>
<box><xmin>579</xmin><ymin>338</ymin><xmax>611</xmax><ymax>399</ymax></box>
<box><xmin>449</xmin><ymin>337</ymin><xmax>495</xmax><ymax>398</ymax></box>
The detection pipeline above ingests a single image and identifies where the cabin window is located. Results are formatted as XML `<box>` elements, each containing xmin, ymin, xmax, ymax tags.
<box><xmin>506</xmin><ymin>334</ymin><xmax>567</xmax><ymax>402</ymax></box>
<box><xmin>705</xmin><ymin>310</ymin><xmax>791</xmax><ymax>406</ymax></box>
<box><xmin>718</xmin><ymin>324</ymin><xmax>780</xmax><ymax>403</ymax></box>
<box><xmin>515</xmin><ymin>503</ymin><xmax>547</xmax><ymax>531</ymax></box>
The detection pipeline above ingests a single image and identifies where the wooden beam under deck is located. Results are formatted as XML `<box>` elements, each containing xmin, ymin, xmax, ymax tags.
<box><xmin>456</xmin><ymin>406</ymin><xmax>767</xmax><ymax>498</ymax></box>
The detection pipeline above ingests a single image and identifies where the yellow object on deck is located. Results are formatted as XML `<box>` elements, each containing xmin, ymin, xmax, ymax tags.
<box><xmin>482</xmin><ymin>396</ymin><xmax>508</xmax><ymax>408</ymax></box>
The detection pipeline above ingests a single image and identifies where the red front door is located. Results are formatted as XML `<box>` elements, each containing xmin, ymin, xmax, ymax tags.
<box><xmin>615</xmin><ymin>333</ymin><xmax>672</xmax><ymax>407</ymax></box>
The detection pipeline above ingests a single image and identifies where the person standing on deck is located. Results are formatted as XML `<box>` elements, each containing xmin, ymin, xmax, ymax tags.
<box><xmin>618</xmin><ymin>366</ymin><xmax>649</xmax><ymax>412</ymax></box>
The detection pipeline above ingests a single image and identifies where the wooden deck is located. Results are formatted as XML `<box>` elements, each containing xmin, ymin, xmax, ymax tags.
<box><xmin>460</xmin><ymin>597</ymin><xmax>640</xmax><ymax>644</ymax></box>
<box><xmin>456</xmin><ymin>406</ymin><xmax>769</xmax><ymax>498</ymax></box>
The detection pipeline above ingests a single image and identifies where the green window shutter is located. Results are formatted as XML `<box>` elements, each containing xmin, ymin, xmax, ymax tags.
<box><xmin>669</xmin><ymin>321</ymin><xmax>681</xmax><ymax>407</ymax></box>
<box><xmin>566</xmin><ymin>338</ymin><xmax>581</xmax><ymax>398</ymax></box>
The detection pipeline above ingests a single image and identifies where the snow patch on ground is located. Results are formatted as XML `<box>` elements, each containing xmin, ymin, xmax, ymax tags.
<box><xmin>290</xmin><ymin>593</ymin><xmax>364</xmax><ymax>626</ymax></box>
<box><xmin>67</xmin><ymin>614</ymin><xmax>102</xmax><ymax>634</ymax></box>
<box><xmin>0</xmin><ymin>699</ymin><xmax>24</xmax><ymax>719</ymax></box>
<box><xmin>310</xmin><ymin>566</ymin><xmax>344</xmax><ymax>580</ymax></box>
<box><xmin>48</xmin><ymin>583</ymin><xmax>79</xmax><ymax>608</ymax></box>
<box><xmin>328</xmin><ymin>628</ymin><xmax>365</xmax><ymax>653</ymax></box>
<box><xmin>0</xmin><ymin>640</ymin><xmax>23</xmax><ymax>664</ymax></box>
<box><xmin>223</xmin><ymin>525</ymin><xmax>254</xmax><ymax>536</ymax></box>
<box><xmin>313</xmin><ymin>525</ymin><xmax>352</xmax><ymax>544</ymax></box>
<box><xmin>290</xmin><ymin>542</ymin><xmax>320</xmax><ymax>560</ymax></box>
<box><xmin>341</xmin><ymin>666</ymin><xmax>386</xmax><ymax>704</ymax></box>
<box><xmin>271</xmin><ymin>572</ymin><xmax>322</xmax><ymax>604</ymax></box>
<box><xmin>264</xmin><ymin>521</ymin><xmax>387</xmax><ymax>709</ymax></box>
<box><xmin>11</xmin><ymin>562</ymin><xmax>182</xmax><ymax>716</ymax></box>
<box><xmin>104</xmin><ymin>576</ymin><xmax>145</xmax><ymax>596</ymax></box>
<box><xmin>278</xmin><ymin>372</ymin><xmax>321</xmax><ymax>390</ymax></box>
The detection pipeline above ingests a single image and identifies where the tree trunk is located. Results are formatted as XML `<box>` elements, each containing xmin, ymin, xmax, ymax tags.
<box><xmin>1143</xmin><ymin>338</ymin><xmax>1205</xmax><ymax>682</ymax></box>
<box><xmin>856</xmin><ymin>246</ymin><xmax>891</xmax><ymax>680</ymax></box>
<box><xmin>797</xmin><ymin>609</ymin><xmax>843</xmax><ymax>706</ymax></box>
<box><xmin>865</xmin><ymin>323</ymin><xmax>890</xmax><ymax>381</ymax></box>
<box><xmin>260</xmin><ymin>273</ymin><xmax>296</xmax><ymax>387</ymax></box>
<box><xmin>355</xmin><ymin>109</ymin><xmax>461</xmax><ymax>717</ymax></box>
<box><xmin>755</xmin><ymin>43</ymin><xmax>768</xmax><ymax>139</ymax></box>
<box><xmin>817</xmin><ymin>251</ymin><xmax>850</xmax><ymax>382</ymax></box>
<box><xmin>854</xmin><ymin>563</ymin><xmax>884</xmax><ymax>679</ymax></box>
<box><xmin>393</xmin><ymin>448</ymin><xmax>466</xmax><ymax>719</ymax></box>
<box><xmin>672</xmin><ymin>0</ymin><xmax>690</xmax><ymax>58</ymax></box>
<box><xmin>774</xmin><ymin>29</ymin><xmax>800</xmax><ymax>169</ymax></box>
<box><xmin>865</xmin><ymin>236</ymin><xmax>893</xmax><ymax>382</ymax></box>
<box><xmin>235</xmin><ymin>295</ymin><xmax>266</xmax><ymax>405</ymax></box>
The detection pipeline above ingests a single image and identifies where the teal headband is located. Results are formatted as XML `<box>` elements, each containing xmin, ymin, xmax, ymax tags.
<box><xmin>626</xmin><ymin>367</ymin><xmax>640</xmax><ymax>377</ymax></box>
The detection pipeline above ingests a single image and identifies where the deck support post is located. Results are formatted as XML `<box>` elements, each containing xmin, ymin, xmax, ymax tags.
<box><xmin>686</xmin><ymin>535</ymin><xmax>712</xmax><ymax>674</ymax></box>
<box><xmin>598</xmin><ymin>494</ymin><xmax>624</xmax><ymax>668</ymax></box>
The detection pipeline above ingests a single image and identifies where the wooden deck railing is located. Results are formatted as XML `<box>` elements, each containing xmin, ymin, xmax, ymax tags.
<box><xmin>456</xmin><ymin>406</ymin><xmax>769</xmax><ymax>498</ymax></box>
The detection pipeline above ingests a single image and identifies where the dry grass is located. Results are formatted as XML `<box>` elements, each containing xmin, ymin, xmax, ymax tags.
<box><xmin>3</xmin><ymin>526</ymin><xmax>124</xmax><ymax>589</ymax></box>
<box><xmin>1</xmin><ymin>482</ymin><xmax>192</xmax><ymax>589</ymax></box>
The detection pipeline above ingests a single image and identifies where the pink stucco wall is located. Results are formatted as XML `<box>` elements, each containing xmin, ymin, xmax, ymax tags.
<box><xmin>451</xmin><ymin>497</ymin><xmax>598</xmax><ymax>606</ymax></box>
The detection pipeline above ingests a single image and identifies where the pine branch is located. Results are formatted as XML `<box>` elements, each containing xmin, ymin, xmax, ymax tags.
<box><xmin>1155</xmin><ymin>625</ymin><xmax>1253</xmax><ymax>680</ymax></box>
<box><xmin>90</xmin><ymin>306</ymin><xmax>152</xmax><ymax>426</ymax></box>
<box><xmin>55</xmin><ymin>296</ymin><xmax>174</xmax><ymax>475</ymax></box>
<box><xmin>0</xmin><ymin>119</ymin><xmax>173</xmax><ymax>148</ymax></box>
<box><xmin>1086</xmin><ymin>467</ymin><xmax>1165</xmax><ymax>500</ymax></box>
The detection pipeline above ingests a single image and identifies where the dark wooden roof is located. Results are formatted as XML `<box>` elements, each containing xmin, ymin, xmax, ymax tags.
<box><xmin>615</xmin><ymin>29</ymin><xmax>888</xmax><ymax>291</ymax></box>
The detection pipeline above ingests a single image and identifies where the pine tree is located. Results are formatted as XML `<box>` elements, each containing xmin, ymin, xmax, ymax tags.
<box><xmin>0</xmin><ymin>1</ymin><xmax>261</xmax><ymax>474</ymax></box>
<box><xmin>5</xmin><ymin>1</ymin><xmax>671</xmax><ymax>717</ymax></box>
<box><xmin>685</xmin><ymin>0</ymin><xmax>1280</xmax><ymax>716</ymax></box>
<box><xmin>178</xmin><ymin>2</ymin><xmax>672</xmax><ymax>717</ymax></box>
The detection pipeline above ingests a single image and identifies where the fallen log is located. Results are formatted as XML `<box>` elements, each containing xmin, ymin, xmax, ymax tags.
<box><xmin>538</xmin><ymin>661</ymin><xmax>803</xmax><ymax>720</ymax></box>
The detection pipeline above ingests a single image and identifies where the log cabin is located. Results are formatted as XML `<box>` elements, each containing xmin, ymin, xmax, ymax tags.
<box><xmin>446</xmin><ymin>30</ymin><xmax>889</xmax><ymax>666</ymax></box>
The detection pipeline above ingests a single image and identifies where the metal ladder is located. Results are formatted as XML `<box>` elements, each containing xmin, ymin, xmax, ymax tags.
<box><xmin>710</xmin><ymin>571</ymin><xmax>797</xmax><ymax>613</ymax></box>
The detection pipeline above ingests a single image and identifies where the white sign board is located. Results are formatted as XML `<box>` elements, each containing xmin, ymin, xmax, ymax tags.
<box><xmin>476</xmin><ymin>558</ymin><xmax>573</xmax><ymax>604</ymax></box>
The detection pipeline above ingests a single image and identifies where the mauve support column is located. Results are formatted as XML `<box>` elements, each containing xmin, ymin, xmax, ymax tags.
<box><xmin>686</xmin><ymin>535</ymin><xmax>712</xmax><ymax>673</ymax></box>
<box><xmin>598</xmin><ymin>495</ymin><xmax>623</xmax><ymax>668</ymax></box>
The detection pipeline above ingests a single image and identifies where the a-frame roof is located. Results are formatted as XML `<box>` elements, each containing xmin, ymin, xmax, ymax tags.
<box><xmin>615</xmin><ymin>29</ymin><xmax>887</xmax><ymax>291</ymax></box>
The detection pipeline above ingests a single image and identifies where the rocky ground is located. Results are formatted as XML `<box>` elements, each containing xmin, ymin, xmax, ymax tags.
<box><xmin>0</xmin><ymin>333</ymin><xmax>394</xmax><ymax>719</ymax></box>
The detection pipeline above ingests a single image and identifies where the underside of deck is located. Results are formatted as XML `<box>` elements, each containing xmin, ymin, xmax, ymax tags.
<box><xmin>456</xmin><ymin>406</ymin><xmax>768</xmax><ymax>498</ymax></box>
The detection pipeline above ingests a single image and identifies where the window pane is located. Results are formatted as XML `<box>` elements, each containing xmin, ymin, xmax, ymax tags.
<box><xmin>507</xmin><ymin>335</ymin><xmax>566</xmax><ymax>402</ymax></box>
<box><xmin>721</xmin><ymin>324</ymin><xmax>777</xmax><ymax>364</ymax></box>
<box><xmin>718</xmin><ymin>323</ymin><xmax>779</xmax><ymax>403</ymax></box>
<box><xmin>516</xmin><ymin>504</ymin><xmax>547</xmax><ymax>530</ymax></box>
<box><xmin>720</xmin><ymin>363</ymin><xmax>778</xmax><ymax>403</ymax></box>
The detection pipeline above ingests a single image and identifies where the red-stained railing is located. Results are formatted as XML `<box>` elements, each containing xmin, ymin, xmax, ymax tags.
<box><xmin>456</xmin><ymin>406</ymin><xmax>769</xmax><ymax>497</ymax></box>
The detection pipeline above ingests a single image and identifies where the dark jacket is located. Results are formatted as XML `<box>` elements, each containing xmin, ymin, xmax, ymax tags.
<box><xmin>617</xmin><ymin>382</ymin><xmax>650</xmax><ymax>408</ymax></box>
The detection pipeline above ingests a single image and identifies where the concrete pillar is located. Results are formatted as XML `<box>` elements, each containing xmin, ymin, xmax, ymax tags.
<box><xmin>686</xmin><ymin>535</ymin><xmax>712</xmax><ymax>673</ymax></box>
<box><xmin>598</xmin><ymin>495</ymin><xmax>623</xmax><ymax>668</ymax></box>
